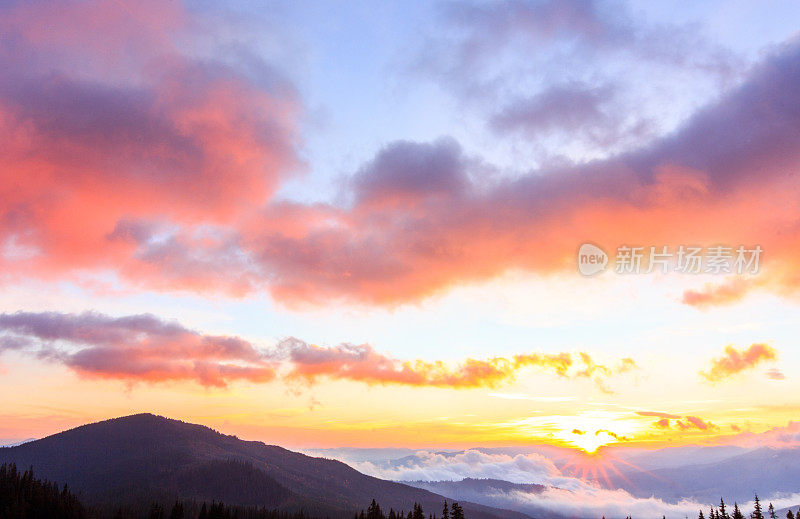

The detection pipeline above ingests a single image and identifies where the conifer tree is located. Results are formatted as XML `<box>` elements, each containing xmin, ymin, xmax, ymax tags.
<box><xmin>753</xmin><ymin>494</ymin><xmax>764</xmax><ymax>519</ymax></box>
<box><xmin>733</xmin><ymin>502</ymin><xmax>745</xmax><ymax>519</ymax></box>
<box><xmin>720</xmin><ymin>499</ymin><xmax>730</xmax><ymax>519</ymax></box>
<box><xmin>442</xmin><ymin>500</ymin><xmax>450</xmax><ymax>519</ymax></box>
<box><xmin>450</xmin><ymin>502</ymin><xmax>464</xmax><ymax>519</ymax></box>
<box><xmin>786</xmin><ymin>511</ymin><xmax>794</xmax><ymax>519</ymax></box>
<box><xmin>367</xmin><ymin>499</ymin><xmax>384</xmax><ymax>519</ymax></box>
<box><xmin>700</xmin><ymin>509</ymin><xmax>706</xmax><ymax>519</ymax></box>
<box><xmin>768</xmin><ymin>503</ymin><xmax>776</xmax><ymax>519</ymax></box>
<box><xmin>169</xmin><ymin>501</ymin><xmax>185</xmax><ymax>519</ymax></box>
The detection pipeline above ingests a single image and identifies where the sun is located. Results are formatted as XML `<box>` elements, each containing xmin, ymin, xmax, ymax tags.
<box><xmin>571</xmin><ymin>430</ymin><xmax>618</xmax><ymax>453</ymax></box>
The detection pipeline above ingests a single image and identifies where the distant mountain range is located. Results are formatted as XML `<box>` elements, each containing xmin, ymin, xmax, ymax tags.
<box><xmin>406</xmin><ymin>479</ymin><xmax>566</xmax><ymax>519</ymax></box>
<box><xmin>0</xmin><ymin>414</ymin><xmax>532</xmax><ymax>519</ymax></box>
<box><xmin>608</xmin><ymin>445</ymin><xmax>800</xmax><ymax>503</ymax></box>
<box><xmin>322</xmin><ymin>444</ymin><xmax>800</xmax><ymax>518</ymax></box>
<box><xmin>0</xmin><ymin>438</ymin><xmax>35</xmax><ymax>447</ymax></box>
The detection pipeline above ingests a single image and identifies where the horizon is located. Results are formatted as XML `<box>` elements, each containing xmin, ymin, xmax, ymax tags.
<box><xmin>2</xmin><ymin>411</ymin><xmax>797</xmax><ymax>454</ymax></box>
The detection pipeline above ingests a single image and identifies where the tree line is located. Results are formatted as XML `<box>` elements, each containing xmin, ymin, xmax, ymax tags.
<box><xmin>699</xmin><ymin>494</ymin><xmax>798</xmax><ymax>519</ymax></box>
<box><xmin>352</xmin><ymin>499</ymin><xmax>465</xmax><ymax>519</ymax></box>
<box><xmin>0</xmin><ymin>463</ymin><xmax>86</xmax><ymax>519</ymax></box>
<box><xmin>0</xmin><ymin>463</ymin><xmax>467</xmax><ymax>519</ymax></box>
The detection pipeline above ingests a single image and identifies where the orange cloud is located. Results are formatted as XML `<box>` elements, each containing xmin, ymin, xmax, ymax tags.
<box><xmin>0</xmin><ymin>311</ymin><xmax>638</xmax><ymax>391</ymax></box>
<box><xmin>595</xmin><ymin>429</ymin><xmax>629</xmax><ymax>441</ymax></box>
<box><xmin>281</xmin><ymin>339</ymin><xmax>632</xmax><ymax>389</ymax></box>
<box><xmin>700</xmin><ymin>343</ymin><xmax>778</xmax><ymax>382</ymax></box>
<box><xmin>681</xmin><ymin>278</ymin><xmax>753</xmax><ymax>309</ymax></box>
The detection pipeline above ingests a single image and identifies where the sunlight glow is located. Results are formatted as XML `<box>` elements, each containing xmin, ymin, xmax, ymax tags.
<box><xmin>570</xmin><ymin>430</ymin><xmax>618</xmax><ymax>453</ymax></box>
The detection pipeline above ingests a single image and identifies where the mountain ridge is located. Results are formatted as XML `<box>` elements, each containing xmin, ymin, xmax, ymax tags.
<box><xmin>0</xmin><ymin>413</ymin><xmax>534</xmax><ymax>519</ymax></box>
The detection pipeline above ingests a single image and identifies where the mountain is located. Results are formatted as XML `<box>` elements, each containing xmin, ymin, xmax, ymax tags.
<box><xmin>605</xmin><ymin>445</ymin><xmax>752</xmax><ymax>471</ymax></box>
<box><xmin>0</xmin><ymin>414</ymin><xmax>533</xmax><ymax>519</ymax></box>
<box><xmin>606</xmin><ymin>446</ymin><xmax>800</xmax><ymax>504</ymax></box>
<box><xmin>406</xmin><ymin>479</ymin><xmax>566</xmax><ymax>519</ymax></box>
<box><xmin>774</xmin><ymin>504</ymin><xmax>800</xmax><ymax>518</ymax></box>
<box><xmin>0</xmin><ymin>438</ymin><xmax>36</xmax><ymax>448</ymax></box>
<box><xmin>409</xmin><ymin>478</ymin><xmax>547</xmax><ymax>496</ymax></box>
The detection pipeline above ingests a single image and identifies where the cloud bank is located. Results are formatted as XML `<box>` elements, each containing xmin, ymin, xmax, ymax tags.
<box><xmin>352</xmin><ymin>448</ymin><xmax>709</xmax><ymax>519</ymax></box>
<box><xmin>0</xmin><ymin>311</ymin><xmax>635</xmax><ymax>390</ymax></box>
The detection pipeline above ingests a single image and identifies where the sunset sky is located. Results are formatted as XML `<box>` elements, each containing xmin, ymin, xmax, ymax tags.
<box><xmin>1</xmin><ymin>0</ymin><xmax>800</xmax><ymax>456</ymax></box>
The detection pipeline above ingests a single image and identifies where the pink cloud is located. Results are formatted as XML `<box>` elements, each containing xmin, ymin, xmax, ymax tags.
<box><xmin>2</xmin><ymin>1</ymin><xmax>800</xmax><ymax>310</ymax></box>
<box><xmin>685</xmin><ymin>416</ymin><xmax>713</xmax><ymax>430</ymax></box>
<box><xmin>681</xmin><ymin>278</ymin><xmax>753</xmax><ymax>309</ymax></box>
<box><xmin>654</xmin><ymin>418</ymin><xmax>670</xmax><ymax>429</ymax></box>
<box><xmin>700</xmin><ymin>343</ymin><xmax>778</xmax><ymax>382</ymax></box>
<box><xmin>765</xmin><ymin>368</ymin><xmax>786</xmax><ymax>380</ymax></box>
<box><xmin>0</xmin><ymin>311</ymin><xmax>637</xmax><ymax>390</ymax></box>
<box><xmin>721</xmin><ymin>421</ymin><xmax>800</xmax><ymax>448</ymax></box>
<box><xmin>0</xmin><ymin>311</ymin><xmax>276</xmax><ymax>387</ymax></box>
<box><xmin>0</xmin><ymin>0</ymin><xmax>299</xmax><ymax>295</ymax></box>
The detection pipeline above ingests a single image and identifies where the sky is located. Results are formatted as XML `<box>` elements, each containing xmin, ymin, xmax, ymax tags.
<box><xmin>1</xmin><ymin>0</ymin><xmax>800</xmax><ymax>457</ymax></box>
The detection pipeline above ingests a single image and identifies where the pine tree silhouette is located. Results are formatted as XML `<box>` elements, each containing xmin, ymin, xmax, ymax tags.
<box><xmin>720</xmin><ymin>499</ymin><xmax>730</xmax><ymax>519</ymax></box>
<box><xmin>753</xmin><ymin>494</ymin><xmax>764</xmax><ymax>519</ymax></box>
<box><xmin>170</xmin><ymin>501</ymin><xmax>185</xmax><ymax>519</ymax></box>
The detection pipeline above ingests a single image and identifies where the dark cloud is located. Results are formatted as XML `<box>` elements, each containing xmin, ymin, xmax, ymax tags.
<box><xmin>490</xmin><ymin>83</ymin><xmax>631</xmax><ymax>142</ymax></box>
<box><xmin>351</xmin><ymin>138</ymin><xmax>470</xmax><ymax>206</ymax></box>
<box><xmin>0</xmin><ymin>311</ymin><xmax>275</xmax><ymax>387</ymax></box>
